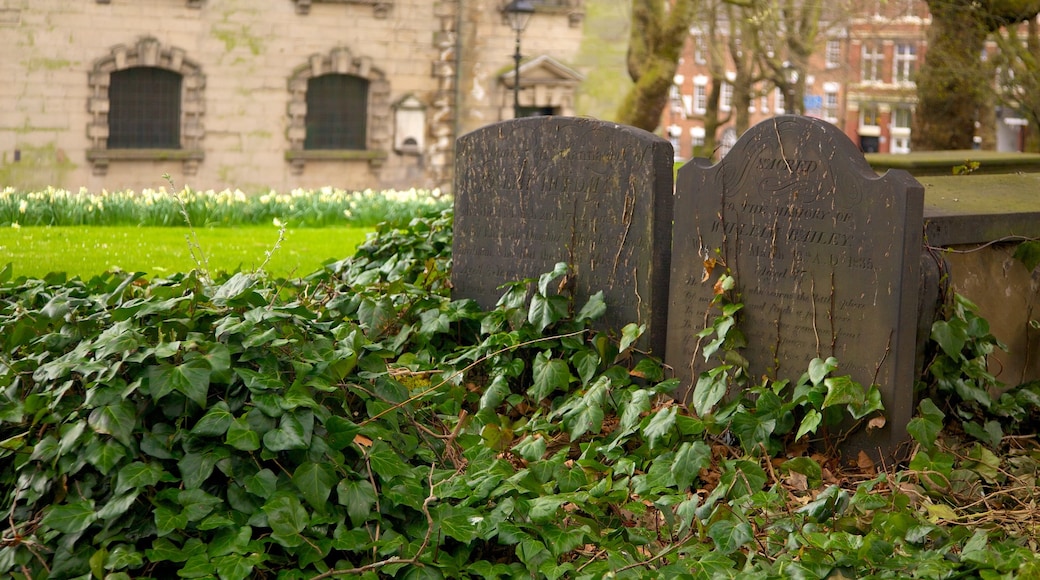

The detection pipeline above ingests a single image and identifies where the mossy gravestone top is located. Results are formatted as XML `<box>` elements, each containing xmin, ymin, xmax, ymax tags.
<box><xmin>666</xmin><ymin>115</ymin><xmax>924</xmax><ymax>460</ymax></box>
<box><xmin>452</xmin><ymin>117</ymin><xmax>674</xmax><ymax>354</ymax></box>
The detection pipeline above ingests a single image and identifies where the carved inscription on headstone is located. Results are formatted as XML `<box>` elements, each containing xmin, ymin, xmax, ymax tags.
<box><xmin>452</xmin><ymin>117</ymin><xmax>673</xmax><ymax>353</ymax></box>
<box><xmin>667</xmin><ymin>116</ymin><xmax>924</xmax><ymax>458</ymax></box>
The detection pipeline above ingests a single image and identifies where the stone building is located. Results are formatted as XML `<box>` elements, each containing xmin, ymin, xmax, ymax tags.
<box><xmin>0</xmin><ymin>0</ymin><xmax>585</xmax><ymax>192</ymax></box>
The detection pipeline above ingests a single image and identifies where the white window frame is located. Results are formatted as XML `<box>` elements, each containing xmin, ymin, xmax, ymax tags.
<box><xmin>893</xmin><ymin>43</ymin><xmax>916</xmax><ymax>84</ymax></box>
<box><xmin>825</xmin><ymin>40</ymin><xmax>841</xmax><ymax>69</ymax></box>
<box><xmin>693</xmin><ymin>77</ymin><xmax>708</xmax><ymax>114</ymax></box>
<box><xmin>861</xmin><ymin>42</ymin><xmax>883</xmax><ymax>82</ymax></box>
<box><xmin>774</xmin><ymin>87</ymin><xmax>786</xmax><ymax>114</ymax></box>
<box><xmin>720</xmin><ymin>82</ymin><xmax>733</xmax><ymax>112</ymax></box>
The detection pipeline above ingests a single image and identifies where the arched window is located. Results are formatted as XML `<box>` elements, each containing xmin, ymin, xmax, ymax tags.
<box><xmin>87</xmin><ymin>37</ymin><xmax>205</xmax><ymax>176</ymax></box>
<box><xmin>304</xmin><ymin>74</ymin><xmax>369</xmax><ymax>150</ymax></box>
<box><xmin>286</xmin><ymin>47</ymin><xmax>390</xmax><ymax>174</ymax></box>
<box><xmin>108</xmin><ymin>67</ymin><xmax>182</xmax><ymax>149</ymax></box>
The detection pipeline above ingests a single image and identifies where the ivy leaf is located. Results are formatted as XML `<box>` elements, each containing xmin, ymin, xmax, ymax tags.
<box><xmin>192</xmin><ymin>401</ymin><xmax>233</xmax><ymax>437</ymax></box>
<box><xmin>576</xmin><ymin>291</ymin><xmax>606</xmax><ymax>322</ymax></box>
<box><xmin>358</xmin><ymin>296</ymin><xmax>395</xmax><ymax>336</ymax></box>
<box><xmin>87</xmin><ymin>400</ymin><xmax>137</xmax><ymax>447</ymax></box>
<box><xmin>692</xmin><ymin>366</ymin><xmax>729</xmax><ymax>417</ymax></box>
<box><xmin>367</xmin><ymin>441</ymin><xmax>411</xmax><ymax>480</ymax></box>
<box><xmin>537</xmin><ymin>262</ymin><xmax>569</xmax><ymax>296</ymax></box>
<box><xmin>796</xmin><ymin>408</ymin><xmax>822</xmax><ymax>440</ymax></box>
<box><xmin>42</xmin><ymin>500</ymin><xmax>96</xmax><ymax>533</ymax></box>
<box><xmin>570</xmin><ymin>349</ymin><xmax>600</xmax><ymax>386</ymax></box>
<box><xmin>434</xmin><ymin>504</ymin><xmax>480</xmax><ymax>543</ymax></box>
<box><xmin>214</xmin><ymin>553</ymin><xmax>261</xmax><ymax>580</ymax></box>
<box><xmin>1013</xmin><ymin>240</ymin><xmax>1040</xmax><ymax>272</ymax></box>
<box><xmin>337</xmin><ymin>479</ymin><xmax>377</xmax><ymax>526</ymax></box>
<box><xmin>154</xmin><ymin>505</ymin><xmax>189</xmax><ymax>536</ymax></box>
<box><xmin>530</xmin><ymin>351</ymin><xmax>572</xmax><ymax>400</ymax></box>
<box><xmin>225</xmin><ymin>416</ymin><xmax>261</xmax><ymax>451</ymax></box>
<box><xmin>808</xmin><ymin>356</ymin><xmax>838</xmax><ymax>385</ymax></box>
<box><xmin>643</xmin><ymin>406</ymin><xmax>677</xmax><ymax>449</ymax></box>
<box><xmin>262</xmin><ymin>409</ymin><xmax>313</xmax><ymax>452</ymax></box>
<box><xmin>148</xmin><ymin>359</ymin><xmax>212</xmax><ymax>409</ymax></box>
<box><xmin>671</xmin><ymin>441</ymin><xmax>710</xmax><ymax>490</ymax></box>
<box><xmin>730</xmin><ymin>412</ymin><xmax>776</xmax><ymax>453</ymax></box>
<box><xmin>907</xmin><ymin>398</ymin><xmax>945</xmax><ymax>450</ymax></box>
<box><xmin>620</xmin><ymin>389</ymin><xmax>651</xmax><ymax>431</ymax></box>
<box><xmin>116</xmin><ymin>461</ymin><xmax>166</xmax><ymax>493</ymax></box>
<box><xmin>822</xmin><ymin>375</ymin><xmax>864</xmax><ymax>409</ymax></box>
<box><xmin>293</xmin><ymin>462</ymin><xmax>337</xmax><ymax>513</ymax></box>
<box><xmin>618</xmin><ymin>323</ymin><xmax>644</xmax><ymax>353</ymax></box>
<box><xmin>931</xmin><ymin>319</ymin><xmax>967</xmax><ymax>359</ymax></box>
<box><xmin>528</xmin><ymin>293</ymin><xmax>569</xmax><ymax>332</ymax></box>
<box><xmin>707</xmin><ymin>517</ymin><xmax>754</xmax><ymax>555</ymax></box>
<box><xmin>262</xmin><ymin>494</ymin><xmax>309</xmax><ymax>548</ymax></box>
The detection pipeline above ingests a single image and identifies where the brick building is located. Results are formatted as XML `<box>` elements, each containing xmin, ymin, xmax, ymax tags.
<box><xmin>663</xmin><ymin>0</ymin><xmax>959</xmax><ymax>159</ymax></box>
<box><xmin>0</xmin><ymin>0</ymin><xmax>585</xmax><ymax>192</ymax></box>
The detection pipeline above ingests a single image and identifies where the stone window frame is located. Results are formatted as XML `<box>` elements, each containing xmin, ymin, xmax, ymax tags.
<box><xmin>286</xmin><ymin>47</ymin><xmax>391</xmax><ymax>174</ymax></box>
<box><xmin>87</xmin><ymin>37</ymin><xmax>205</xmax><ymax>176</ymax></box>
<box><xmin>292</xmin><ymin>0</ymin><xmax>392</xmax><ymax>17</ymax></box>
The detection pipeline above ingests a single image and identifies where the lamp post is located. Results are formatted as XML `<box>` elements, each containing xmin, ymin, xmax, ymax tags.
<box><xmin>504</xmin><ymin>0</ymin><xmax>535</xmax><ymax>119</ymax></box>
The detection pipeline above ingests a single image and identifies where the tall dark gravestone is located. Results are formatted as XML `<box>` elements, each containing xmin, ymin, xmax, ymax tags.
<box><xmin>667</xmin><ymin>116</ymin><xmax>924</xmax><ymax>460</ymax></box>
<box><xmin>452</xmin><ymin>117</ymin><xmax>674</xmax><ymax>354</ymax></box>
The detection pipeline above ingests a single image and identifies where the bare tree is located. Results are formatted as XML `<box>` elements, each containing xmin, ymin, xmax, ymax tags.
<box><xmin>616</xmin><ymin>0</ymin><xmax>700</xmax><ymax>131</ymax></box>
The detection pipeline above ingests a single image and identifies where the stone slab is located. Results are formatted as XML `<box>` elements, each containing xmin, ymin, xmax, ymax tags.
<box><xmin>452</xmin><ymin>116</ymin><xmax>674</xmax><ymax>354</ymax></box>
<box><xmin>667</xmin><ymin>115</ymin><xmax>924</xmax><ymax>460</ymax></box>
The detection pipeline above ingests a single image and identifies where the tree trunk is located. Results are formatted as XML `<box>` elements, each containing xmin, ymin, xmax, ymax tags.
<box><xmin>914</xmin><ymin>0</ymin><xmax>989</xmax><ymax>149</ymax></box>
<box><xmin>915</xmin><ymin>0</ymin><xmax>1040</xmax><ymax>150</ymax></box>
<box><xmin>615</xmin><ymin>0</ymin><xmax>699</xmax><ymax>131</ymax></box>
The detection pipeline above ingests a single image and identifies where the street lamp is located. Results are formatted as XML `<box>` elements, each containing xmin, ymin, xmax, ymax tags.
<box><xmin>504</xmin><ymin>0</ymin><xmax>535</xmax><ymax>119</ymax></box>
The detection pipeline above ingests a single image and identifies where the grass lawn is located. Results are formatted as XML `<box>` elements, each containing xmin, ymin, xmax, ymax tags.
<box><xmin>0</xmin><ymin>225</ymin><xmax>371</xmax><ymax>279</ymax></box>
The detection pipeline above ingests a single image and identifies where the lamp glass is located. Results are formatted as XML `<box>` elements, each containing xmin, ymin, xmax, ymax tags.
<box><xmin>504</xmin><ymin>0</ymin><xmax>535</xmax><ymax>33</ymax></box>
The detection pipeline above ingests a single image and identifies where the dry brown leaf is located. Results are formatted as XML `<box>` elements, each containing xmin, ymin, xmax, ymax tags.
<box><xmin>353</xmin><ymin>434</ymin><xmax>373</xmax><ymax>447</ymax></box>
<box><xmin>702</xmin><ymin>257</ymin><xmax>717</xmax><ymax>282</ymax></box>
<box><xmin>713</xmin><ymin>276</ymin><xmax>726</xmax><ymax>295</ymax></box>
<box><xmin>867</xmin><ymin>416</ymin><xmax>887</xmax><ymax>430</ymax></box>
<box><xmin>787</xmin><ymin>471</ymin><xmax>809</xmax><ymax>492</ymax></box>
<box><xmin>857</xmin><ymin>450</ymin><xmax>876</xmax><ymax>473</ymax></box>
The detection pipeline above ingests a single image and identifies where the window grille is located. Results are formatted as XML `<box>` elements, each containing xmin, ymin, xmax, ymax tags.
<box><xmin>108</xmin><ymin>67</ymin><xmax>182</xmax><ymax>149</ymax></box>
<box><xmin>304</xmin><ymin>74</ymin><xmax>368</xmax><ymax>150</ymax></box>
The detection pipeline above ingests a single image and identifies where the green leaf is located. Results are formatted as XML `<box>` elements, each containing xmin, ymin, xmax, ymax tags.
<box><xmin>692</xmin><ymin>366</ymin><xmax>729</xmax><ymax>416</ymax></box>
<box><xmin>528</xmin><ymin>293</ymin><xmax>569</xmax><ymax>332</ymax></box>
<box><xmin>707</xmin><ymin>517</ymin><xmax>754</xmax><ymax>555</ymax></box>
<box><xmin>262</xmin><ymin>409</ymin><xmax>313</xmax><ymax>452</ymax></box>
<box><xmin>42</xmin><ymin>500</ymin><xmax>96</xmax><ymax>533</ymax></box>
<box><xmin>262</xmin><ymin>494</ymin><xmax>309</xmax><ymax>548</ymax></box>
<box><xmin>620</xmin><ymin>389</ymin><xmax>651</xmax><ymax>430</ymax></box>
<box><xmin>88</xmin><ymin>400</ymin><xmax>137</xmax><ymax>447</ymax></box>
<box><xmin>192</xmin><ymin>401</ymin><xmax>233</xmax><ymax>436</ymax></box>
<box><xmin>931</xmin><ymin>319</ymin><xmax>967</xmax><ymax>359</ymax></box>
<box><xmin>214</xmin><ymin>553</ymin><xmax>260</xmax><ymax>580</ymax></box>
<box><xmin>907</xmin><ymin>398</ymin><xmax>944</xmax><ymax>449</ymax></box>
<box><xmin>796</xmin><ymin>408</ymin><xmax>822</xmax><ymax>440</ymax></box>
<box><xmin>671</xmin><ymin>441</ymin><xmax>710</xmax><ymax>490</ymax></box>
<box><xmin>358</xmin><ymin>296</ymin><xmax>395</xmax><ymax>336</ymax></box>
<box><xmin>225</xmin><ymin>416</ymin><xmax>261</xmax><ymax>451</ymax></box>
<box><xmin>537</xmin><ymin>262</ymin><xmax>569</xmax><ymax>295</ymax></box>
<box><xmin>576</xmin><ymin>291</ymin><xmax>606</xmax><ymax>322</ymax></box>
<box><xmin>643</xmin><ymin>406</ymin><xmax>677</xmax><ymax>449</ymax></box>
<box><xmin>618</xmin><ymin>323</ymin><xmax>645</xmax><ymax>353</ymax></box>
<box><xmin>96</xmin><ymin>492</ymin><xmax>139</xmax><ymax>521</ymax></box>
<box><xmin>822</xmin><ymin>375</ymin><xmax>864</xmax><ymax>408</ymax></box>
<box><xmin>84</xmin><ymin>437</ymin><xmax>128</xmax><ymax>475</ymax></box>
<box><xmin>730</xmin><ymin>412</ymin><xmax>776</xmax><ymax>453</ymax></box>
<box><xmin>571</xmin><ymin>349</ymin><xmax>600</xmax><ymax>386</ymax></box>
<box><xmin>367</xmin><ymin>441</ymin><xmax>411</xmax><ymax>480</ymax></box>
<box><xmin>435</xmin><ymin>504</ymin><xmax>481</xmax><ymax>543</ymax></box>
<box><xmin>808</xmin><ymin>356</ymin><xmax>838</xmax><ymax>385</ymax></box>
<box><xmin>178</xmin><ymin>488</ymin><xmax>223</xmax><ymax>522</ymax></box>
<box><xmin>1012</xmin><ymin>240</ymin><xmax>1040</xmax><ymax>272</ymax></box>
<box><xmin>529</xmin><ymin>350</ymin><xmax>572</xmax><ymax>400</ymax></box>
<box><xmin>337</xmin><ymin>478</ymin><xmax>377</xmax><ymax>525</ymax></box>
<box><xmin>149</xmin><ymin>359</ymin><xmax>212</xmax><ymax>408</ymax></box>
<box><xmin>116</xmin><ymin>461</ymin><xmax>166</xmax><ymax>493</ymax></box>
<box><xmin>292</xmin><ymin>462</ymin><xmax>337</xmax><ymax>513</ymax></box>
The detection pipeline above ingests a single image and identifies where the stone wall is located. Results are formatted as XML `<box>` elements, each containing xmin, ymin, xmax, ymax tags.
<box><xmin>0</xmin><ymin>0</ymin><xmax>584</xmax><ymax>193</ymax></box>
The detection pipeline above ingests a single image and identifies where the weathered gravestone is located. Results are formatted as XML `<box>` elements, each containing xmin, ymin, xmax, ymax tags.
<box><xmin>452</xmin><ymin>117</ymin><xmax>674</xmax><ymax>353</ymax></box>
<box><xmin>667</xmin><ymin>115</ymin><xmax>924</xmax><ymax>460</ymax></box>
